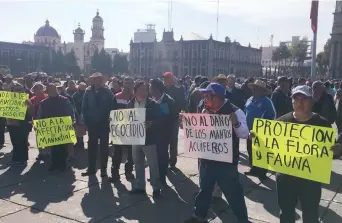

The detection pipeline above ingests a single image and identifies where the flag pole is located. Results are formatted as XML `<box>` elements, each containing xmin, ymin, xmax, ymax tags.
<box><xmin>311</xmin><ymin>31</ymin><xmax>317</xmax><ymax>80</ymax></box>
<box><xmin>310</xmin><ymin>0</ymin><xmax>319</xmax><ymax>80</ymax></box>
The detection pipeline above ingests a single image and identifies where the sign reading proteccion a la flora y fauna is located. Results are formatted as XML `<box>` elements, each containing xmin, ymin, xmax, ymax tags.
<box><xmin>252</xmin><ymin>118</ymin><xmax>336</xmax><ymax>184</ymax></box>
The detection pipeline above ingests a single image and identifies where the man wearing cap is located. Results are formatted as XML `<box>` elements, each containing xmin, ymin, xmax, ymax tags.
<box><xmin>271</xmin><ymin>76</ymin><xmax>292</xmax><ymax>118</ymax></box>
<box><xmin>163</xmin><ymin>72</ymin><xmax>186</xmax><ymax>169</ymax></box>
<box><xmin>244</xmin><ymin>79</ymin><xmax>276</xmax><ymax>180</ymax></box>
<box><xmin>82</xmin><ymin>72</ymin><xmax>117</xmax><ymax>177</ymax></box>
<box><xmin>185</xmin><ymin>83</ymin><xmax>250</xmax><ymax>223</ymax></box>
<box><xmin>264</xmin><ymin>85</ymin><xmax>341</xmax><ymax>223</ymax></box>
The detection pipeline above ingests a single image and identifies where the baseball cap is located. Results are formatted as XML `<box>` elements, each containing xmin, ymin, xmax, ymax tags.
<box><xmin>162</xmin><ymin>72</ymin><xmax>173</xmax><ymax>78</ymax></box>
<box><xmin>199</xmin><ymin>83</ymin><xmax>226</xmax><ymax>98</ymax></box>
<box><xmin>291</xmin><ymin>85</ymin><xmax>312</xmax><ymax>98</ymax></box>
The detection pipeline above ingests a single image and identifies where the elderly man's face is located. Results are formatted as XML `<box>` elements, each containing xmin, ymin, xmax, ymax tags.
<box><xmin>163</xmin><ymin>77</ymin><xmax>173</xmax><ymax>87</ymax></box>
<box><xmin>313</xmin><ymin>83</ymin><xmax>324</xmax><ymax>99</ymax></box>
<box><xmin>292</xmin><ymin>94</ymin><xmax>312</xmax><ymax>113</ymax></box>
<box><xmin>227</xmin><ymin>77</ymin><xmax>235</xmax><ymax>88</ymax></box>
<box><xmin>123</xmin><ymin>79</ymin><xmax>134</xmax><ymax>90</ymax></box>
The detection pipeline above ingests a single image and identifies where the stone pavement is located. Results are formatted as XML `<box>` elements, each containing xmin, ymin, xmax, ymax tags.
<box><xmin>0</xmin><ymin>130</ymin><xmax>341</xmax><ymax>223</ymax></box>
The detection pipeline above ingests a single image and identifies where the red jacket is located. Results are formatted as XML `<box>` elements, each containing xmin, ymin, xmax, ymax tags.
<box><xmin>115</xmin><ymin>91</ymin><xmax>133</xmax><ymax>109</ymax></box>
<box><xmin>30</xmin><ymin>94</ymin><xmax>48</xmax><ymax>119</ymax></box>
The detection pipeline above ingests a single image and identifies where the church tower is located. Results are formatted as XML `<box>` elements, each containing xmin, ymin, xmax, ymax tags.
<box><xmin>330</xmin><ymin>1</ymin><xmax>342</xmax><ymax>78</ymax></box>
<box><xmin>90</xmin><ymin>9</ymin><xmax>105</xmax><ymax>50</ymax></box>
<box><xmin>73</xmin><ymin>23</ymin><xmax>85</xmax><ymax>69</ymax></box>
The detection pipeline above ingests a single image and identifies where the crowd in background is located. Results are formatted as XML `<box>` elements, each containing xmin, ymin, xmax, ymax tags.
<box><xmin>0</xmin><ymin>71</ymin><xmax>342</xmax><ymax>223</ymax></box>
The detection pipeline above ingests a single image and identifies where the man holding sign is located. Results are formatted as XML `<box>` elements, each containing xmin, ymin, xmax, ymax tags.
<box><xmin>36</xmin><ymin>83</ymin><xmax>75</xmax><ymax>172</ymax></box>
<box><xmin>185</xmin><ymin>83</ymin><xmax>250</xmax><ymax>223</ymax></box>
<box><xmin>252</xmin><ymin>85</ymin><xmax>341</xmax><ymax>223</ymax></box>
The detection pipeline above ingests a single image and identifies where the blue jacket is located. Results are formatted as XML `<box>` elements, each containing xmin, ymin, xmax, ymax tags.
<box><xmin>244</xmin><ymin>96</ymin><xmax>276</xmax><ymax>130</ymax></box>
<box><xmin>82</xmin><ymin>86</ymin><xmax>116</xmax><ymax>126</ymax></box>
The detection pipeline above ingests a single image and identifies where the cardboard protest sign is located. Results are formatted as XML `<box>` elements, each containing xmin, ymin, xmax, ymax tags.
<box><xmin>252</xmin><ymin>118</ymin><xmax>336</xmax><ymax>184</ymax></box>
<box><xmin>110</xmin><ymin>108</ymin><xmax>146</xmax><ymax>145</ymax></box>
<box><xmin>0</xmin><ymin>91</ymin><xmax>29</xmax><ymax>120</ymax></box>
<box><xmin>182</xmin><ymin>113</ymin><xmax>233</xmax><ymax>163</ymax></box>
<box><xmin>34</xmin><ymin>116</ymin><xmax>76</xmax><ymax>148</ymax></box>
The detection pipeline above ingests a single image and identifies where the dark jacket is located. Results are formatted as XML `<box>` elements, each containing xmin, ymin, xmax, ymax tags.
<box><xmin>127</xmin><ymin>97</ymin><xmax>161</xmax><ymax>146</ymax></box>
<box><xmin>312</xmin><ymin>92</ymin><xmax>336</xmax><ymax>125</ymax></box>
<box><xmin>336</xmin><ymin>98</ymin><xmax>342</xmax><ymax>132</ymax></box>
<box><xmin>158</xmin><ymin>93</ymin><xmax>178</xmax><ymax>141</ymax></box>
<box><xmin>72</xmin><ymin>90</ymin><xmax>85</xmax><ymax>123</ymax></box>
<box><xmin>226</xmin><ymin>87</ymin><xmax>245</xmax><ymax>110</ymax></box>
<box><xmin>241</xmin><ymin>82</ymin><xmax>253</xmax><ymax>102</ymax></box>
<box><xmin>201</xmin><ymin>101</ymin><xmax>242</xmax><ymax>165</ymax></box>
<box><xmin>37</xmin><ymin>95</ymin><xmax>75</xmax><ymax>121</ymax></box>
<box><xmin>271</xmin><ymin>87</ymin><xmax>292</xmax><ymax>118</ymax></box>
<box><xmin>82</xmin><ymin>86</ymin><xmax>117</xmax><ymax>126</ymax></box>
<box><xmin>165</xmin><ymin>84</ymin><xmax>186</xmax><ymax>114</ymax></box>
<box><xmin>188</xmin><ymin>88</ymin><xmax>202</xmax><ymax>113</ymax></box>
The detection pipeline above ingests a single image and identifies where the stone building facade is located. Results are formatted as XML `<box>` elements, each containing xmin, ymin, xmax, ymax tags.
<box><xmin>0</xmin><ymin>41</ymin><xmax>48</xmax><ymax>75</ymax></box>
<box><xmin>129</xmin><ymin>30</ymin><xmax>261</xmax><ymax>78</ymax></box>
<box><xmin>330</xmin><ymin>1</ymin><xmax>342</xmax><ymax>78</ymax></box>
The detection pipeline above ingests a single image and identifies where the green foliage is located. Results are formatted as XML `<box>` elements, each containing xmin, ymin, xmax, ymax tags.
<box><xmin>290</xmin><ymin>37</ymin><xmax>309</xmax><ymax>64</ymax></box>
<box><xmin>64</xmin><ymin>50</ymin><xmax>81</xmax><ymax>75</ymax></box>
<box><xmin>91</xmin><ymin>49</ymin><xmax>112</xmax><ymax>75</ymax></box>
<box><xmin>52</xmin><ymin>49</ymin><xmax>65</xmax><ymax>73</ymax></box>
<box><xmin>112</xmin><ymin>54</ymin><xmax>129</xmax><ymax>74</ymax></box>
<box><xmin>316</xmin><ymin>38</ymin><xmax>331</xmax><ymax>75</ymax></box>
<box><xmin>272</xmin><ymin>43</ymin><xmax>291</xmax><ymax>64</ymax></box>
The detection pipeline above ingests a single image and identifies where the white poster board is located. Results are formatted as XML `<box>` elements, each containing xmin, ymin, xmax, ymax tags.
<box><xmin>110</xmin><ymin>108</ymin><xmax>146</xmax><ymax>145</ymax></box>
<box><xmin>182</xmin><ymin>113</ymin><xmax>233</xmax><ymax>163</ymax></box>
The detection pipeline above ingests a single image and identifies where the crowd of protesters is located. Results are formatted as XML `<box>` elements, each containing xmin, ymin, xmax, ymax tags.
<box><xmin>0</xmin><ymin>70</ymin><xmax>342</xmax><ymax>223</ymax></box>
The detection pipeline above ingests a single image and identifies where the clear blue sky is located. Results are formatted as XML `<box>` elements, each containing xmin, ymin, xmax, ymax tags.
<box><xmin>0</xmin><ymin>0</ymin><xmax>336</xmax><ymax>52</ymax></box>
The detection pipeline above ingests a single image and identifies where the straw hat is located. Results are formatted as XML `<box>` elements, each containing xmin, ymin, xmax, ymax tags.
<box><xmin>89</xmin><ymin>72</ymin><xmax>107</xmax><ymax>84</ymax></box>
<box><xmin>248</xmin><ymin>79</ymin><xmax>270</xmax><ymax>94</ymax></box>
<box><xmin>90</xmin><ymin>72</ymin><xmax>103</xmax><ymax>78</ymax></box>
<box><xmin>212</xmin><ymin>74</ymin><xmax>227</xmax><ymax>82</ymax></box>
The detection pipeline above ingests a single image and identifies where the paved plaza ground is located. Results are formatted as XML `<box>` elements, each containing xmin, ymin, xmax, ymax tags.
<box><xmin>0</xmin><ymin>130</ymin><xmax>341</xmax><ymax>223</ymax></box>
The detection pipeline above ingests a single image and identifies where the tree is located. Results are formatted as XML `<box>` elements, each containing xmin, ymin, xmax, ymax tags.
<box><xmin>41</xmin><ymin>50</ymin><xmax>52</xmax><ymax>74</ymax></box>
<box><xmin>112</xmin><ymin>54</ymin><xmax>129</xmax><ymax>74</ymax></box>
<box><xmin>290</xmin><ymin>37</ymin><xmax>309</xmax><ymax>66</ymax></box>
<box><xmin>64</xmin><ymin>50</ymin><xmax>81</xmax><ymax>76</ymax></box>
<box><xmin>316</xmin><ymin>38</ymin><xmax>331</xmax><ymax>75</ymax></box>
<box><xmin>272</xmin><ymin>43</ymin><xmax>291</xmax><ymax>76</ymax></box>
<box><xmin>91</xmin><ymin>48</ymin><xmax>99</xmax><ymax>73</ymax></box>
<box><xmin>52</xmin><ymin>49</ymin><xmax>65</xmax><ymax>74</ymax></box>
<box><xmin>92</xmin><ymin>48</ymin><xmax>112</xmax><ymax>75</ymax></box>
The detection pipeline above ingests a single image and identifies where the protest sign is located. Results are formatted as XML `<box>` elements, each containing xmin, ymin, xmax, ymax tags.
<box><xmin>252</xmin><ymin>118</ymin><xmax>336</xmax><ymax>184</ymax></box>
<box><xmin>34</xmin><ymin>116</ymin><xmax>76</xmax><ymax>148</ymax></box>
<box><xmin>0</xmin><ymin>91</ymin><xmax>29</xmax><ymax>120</ymax></box>
<box><xmin>110</xmin><ymin>108</ymin><xmax>146</xmax><ymax>145</ymax></box>
<box><xmin>182</xmin><ymin>113</ymin><xmax>233</xmax><ymax>163</ymax></box>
